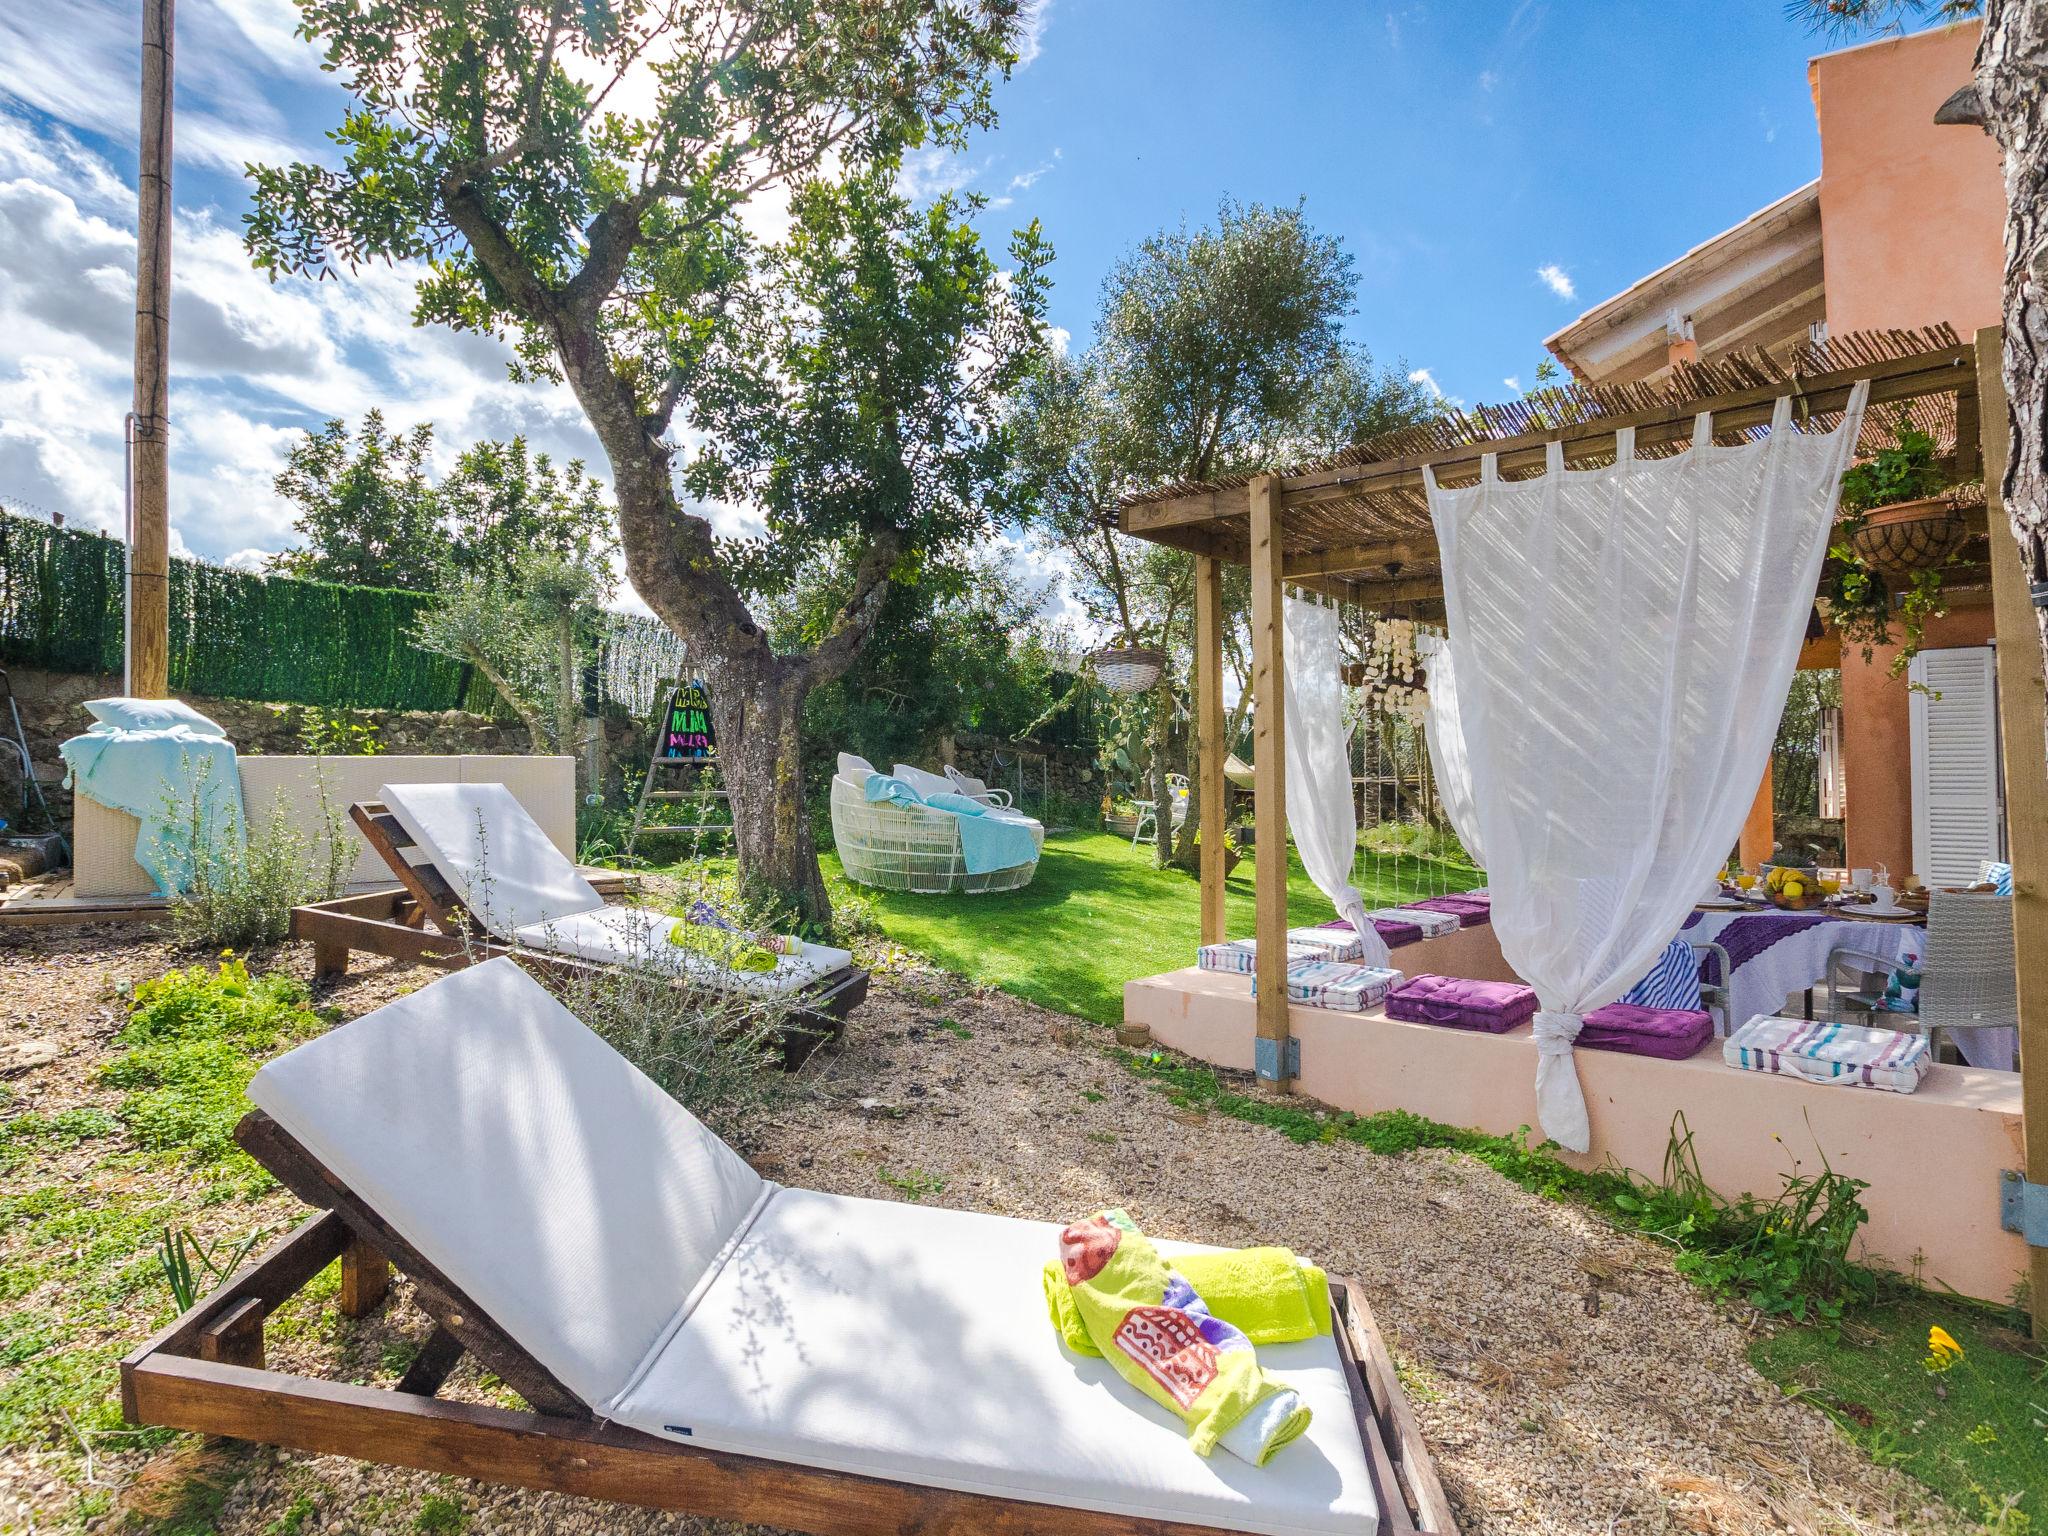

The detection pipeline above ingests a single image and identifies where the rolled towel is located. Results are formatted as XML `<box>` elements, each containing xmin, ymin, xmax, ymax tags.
<box><xmin>1057</xmin><ymin>1209</ymin><xmax>1310</xmax><ymax>1465</ymax></box>
<box><xmin>1041</xmin><ymin>1245</ymin><xmax>1331</xmax><ymax>1356</ymax></box>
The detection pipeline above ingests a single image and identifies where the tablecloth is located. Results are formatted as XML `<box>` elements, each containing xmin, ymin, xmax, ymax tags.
<box><xmin>1682</xmin><ymin>908</ymin><xmax>1925</xmax><ymax>1039</ymax></box>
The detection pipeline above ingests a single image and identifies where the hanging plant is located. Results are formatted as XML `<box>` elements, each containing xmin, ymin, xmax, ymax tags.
<box><xmin>1088</xmin><ymin>643</ymin><xmax>1168</xmax><ymax>695</ymax></box>
<box><xmin>1824</xmin><ymin>415</ymin><xmax>1975</xmax><ymax>677</ymax></box>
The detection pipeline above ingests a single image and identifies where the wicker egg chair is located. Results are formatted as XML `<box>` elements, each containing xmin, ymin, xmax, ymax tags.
<box><xmin>830</xmin><ymin>774</ymin><xmax>1043</xmax><ymax>894</ymax></box>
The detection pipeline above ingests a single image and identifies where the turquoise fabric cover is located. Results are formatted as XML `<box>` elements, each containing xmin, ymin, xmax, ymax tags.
<box><xmin>60</xmin><ymin>723</ymin><xmax>243</xmax><ymax>895</ymax></box>
<box><xmin>863</xmin><ymin>773</ymin><xmax>1036</xmax><ymax>876</ymax></box>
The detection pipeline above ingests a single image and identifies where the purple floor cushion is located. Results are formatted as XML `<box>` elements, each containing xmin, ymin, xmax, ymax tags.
<box><xmin>1409</xmin><ymin>894</ymin><xmax>1491</xmax><ymax>927</ymax></box>
<box><xmin>1384</xmin><ymin>974</ymin><xmax>1538</xmax><ymax>1033</ymax></box>
<box><xmin>1578</xmin><ymin>1002</ymin><xmax>1714</xmax><ymax>1060</ymax></box>
<box><xmin>1367</xmin><ymin>916</ymin><xmax>1424</xmax><ymax>949</ymax></box>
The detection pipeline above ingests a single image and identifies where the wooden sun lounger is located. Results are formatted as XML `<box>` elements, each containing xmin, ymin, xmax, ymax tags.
<box><xmin>290</xmin><ymin>802</ymin><xmax>868</xmax><ymax>1065</ymax></box>
<box><xmin>123</xmin><ymin>1108</ymin><xmax>1456</xmax><ymax>1536</ymax></box>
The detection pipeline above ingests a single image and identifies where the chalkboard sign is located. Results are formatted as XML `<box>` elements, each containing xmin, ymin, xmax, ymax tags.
<box><xmin>656</xmin><ymin>679</ymin><xmax>718</xmax><ymax>762</ymax></box>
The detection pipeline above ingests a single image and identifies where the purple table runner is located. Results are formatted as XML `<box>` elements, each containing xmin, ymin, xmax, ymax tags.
<box><xmin>1681</xmin><ymin>909</ymin><xmax>1830</xmax><ymax>981</ymax></box>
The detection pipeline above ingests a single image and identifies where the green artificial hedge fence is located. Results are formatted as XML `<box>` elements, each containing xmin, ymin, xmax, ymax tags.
<box><xmin>0</xmin><ymin>511</ymin><xmax>493</xmax><ymax>712</ymax></box>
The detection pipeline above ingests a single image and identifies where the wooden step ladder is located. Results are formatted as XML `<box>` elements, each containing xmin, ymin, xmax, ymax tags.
<box><xmin>625</xmin><ymin>678</ymin><xmax>730</xmax><ymax>862</ymax></box>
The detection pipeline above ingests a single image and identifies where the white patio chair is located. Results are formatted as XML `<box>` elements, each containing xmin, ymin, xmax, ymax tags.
<box><xmin>1826</xmin><ymin>891</ymin><xmax>2014</xmax><ymax>1067</ymax></box>
<box><xmin>943</xmin><ymin>763</ymin><xmax>1014</xmax><ymax>808</ymax></box>
<box><xmin>1131</xmin><ymin>773</ymin><xmax>1190</xmax><ymax>849</ymax></box>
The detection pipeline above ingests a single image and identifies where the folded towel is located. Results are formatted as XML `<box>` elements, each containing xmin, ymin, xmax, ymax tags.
<box><xmin>1058</xmin><ymin>1210</ymin><xmax>1310</xmax><ymax>1464</ymax></box>
<box><xmin>1041</xmin><ymin>1247</ymin><xmax>1331</xmax><ymax>1357</ymax></box>
<box><xmin>1723</xmin><ymin>1014</ymin><xmax>1931</xmax><ymax>1093</ymax></box>
<box><xmin>666</xmin><ymin>922</ymin><xmax>779</xmax><ymax>972</ymax></box>
<box><xmin>1578</xmin><ymin>1001</ymin><xmax>1713</xmax><ymax>1059</ymax></box>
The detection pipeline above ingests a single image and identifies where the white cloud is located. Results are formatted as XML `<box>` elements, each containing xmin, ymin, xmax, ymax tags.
<box><xmin>1015</xmin><ymin>0</ymin><xmax>1052</xmax><ymax>68</ymax></box>
<box><xmin>1408</xmin><ymin>367</ymin><xmax>1442</xmax><ymax>399</ymax></box>
<box><xmin>1478</xmin><ymin>68</ymin><xmax>1500</xmax><ymax>91</ymax></box>
<box><xmin>1503</xmin><ymin>375</ymin><xmax>1521</xmax><ymax>393</ymax></box>
<box><xmin>1536</xmin><ymin>262</ymin><xmax>1576</xmax><ymax>300</ymax></box>
<box><xmin>1008</xmin><ymin>150</ymin><xmax>1061</xmax><ymax>193</ymax></box>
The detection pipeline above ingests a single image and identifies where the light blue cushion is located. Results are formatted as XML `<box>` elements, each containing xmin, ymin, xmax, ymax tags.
<box><xmin>84</xmin><ymin>697</ymin><xmax>226</xmax><ymax>738</ymax></box>
<box><xmin>1986</xmin><ymin>861</ymin><xmax>2013</xmax><ymax>896</ymax></box>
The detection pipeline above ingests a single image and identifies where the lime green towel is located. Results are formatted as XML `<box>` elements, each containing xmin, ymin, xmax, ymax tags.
<box><xmin>665</xmin><ymin>922</ymin><xmax>781</xmax><ymax>972</ymax></box>
<box><xmin>1041</xmin><ymin>1246</ymin><xmax>1330</xmax><ymax>1357</ymax></box>
<box><xmin>1058</xmin><ymin>1209</ymin><xmax>1311</xmax><ymax>1463</ymax></box>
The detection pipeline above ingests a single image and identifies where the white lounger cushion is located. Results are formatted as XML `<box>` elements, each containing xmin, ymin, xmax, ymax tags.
<box><xmin>837</xmin><ymin>751</ymin><xmax>877</xmax><ymax>783</ymax></box>
<box><xmin>611</xmin><ymin>1187</ymin><xmax>1379</xmax><ymax>1536</ymax></box>
<box><xmin>246</xmin><ymin>960</ymin><xmax>768</xmax><ymax>1410</ymax></box>
<box><xmin>891</xmin><ymin>763</ymin><xmax>956</xmax><ymax>801</ymax></box>
<box><xmin>382</xmin><ymin>781</ymin><xmax>601</xmax><ymax>936</ymax></box>
<box><xmin>514</xmin><ymin>907</ymin><xmax>853</xmax><ymax>994</ymax></box>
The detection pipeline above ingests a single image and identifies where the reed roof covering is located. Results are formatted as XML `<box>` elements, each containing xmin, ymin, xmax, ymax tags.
<box><xmin>1118</xmin><ymin>324</ymin><xmax>1979</xmax><ymax>610</ymax></box>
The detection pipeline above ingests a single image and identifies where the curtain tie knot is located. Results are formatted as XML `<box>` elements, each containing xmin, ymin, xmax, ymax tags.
<box><xmin>1532</xmin><ymin>1010</ymin><xmax>1583</xmax><ymax>1057</ymax></box>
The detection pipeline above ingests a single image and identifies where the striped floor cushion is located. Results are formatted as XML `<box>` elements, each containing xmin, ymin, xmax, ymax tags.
<box><xmin>1367</xmin><ymin>907</ymin><xmax>1459</xmax><ymax>939</ymax></box>
<box><xmin>1198</xmin><ymin>928</ymin><xmax>1364</xmax><ymax>974</ymax></box>
<box><xmin>1621</xmin><ymin>937</ymin><xmax>1704</xmax><ymax>1013</ymax></box>
<box><xmin>1722</xmin><ymin>1015</ymin><xmax>1931</xmax><ymax>1094</ymax></box>
<box><xmin>1254</xmin><ymin>960</ymin><xmax>1404</xmax><ymax>1012</ymax></box>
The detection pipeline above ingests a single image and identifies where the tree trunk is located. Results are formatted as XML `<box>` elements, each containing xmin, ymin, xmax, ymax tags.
<box><xmin>1978</xmin><ymin>3</ymin><xmax>2048</xmax><ymax>751</ymax></box>
<box><xmin>467</xmin><ymin>644</ymin><xmax>551</xmax><ymax>755</ymax></box>
<box><xmin>710</xmin><ymin>654</ymin><xmax>831</xmax><ymax>925</ymax></box>
<box><xmin>555</xmin><ymin>611</ymin><xmax>581</xmax><ymax>793</ymax></box>
<box><xmin>1147</xmin><ymin>683</ymin><xmax>1174</xmax><ymax>869</ymax></box>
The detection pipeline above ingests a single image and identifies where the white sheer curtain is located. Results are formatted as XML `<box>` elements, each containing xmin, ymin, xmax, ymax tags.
<box><xmin>1426</xmin><ymin>388</ymin><xmax>1868</xmax><ymax>1151</ymax></box>
<box><xmin>1421</xmin><ymin>636</ymin><xmax>1484</xmax><ymax>869</ymax></box>
<box><xmin>1284</xmin><ymin>595</ymin><xmax>1391</xmax><ymax>968</ymax></box>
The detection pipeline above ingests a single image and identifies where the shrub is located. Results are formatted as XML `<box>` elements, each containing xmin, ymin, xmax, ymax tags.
<box><xmin>166</xmin><ymin>773</ymin><xmax>351</xmax><ymax>950</ymax></box>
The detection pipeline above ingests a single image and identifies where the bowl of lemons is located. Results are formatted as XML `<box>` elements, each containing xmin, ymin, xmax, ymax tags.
<box><xmin>1761</xmin><ymin>864</ymin><xmax>1826</xmax><ymax>911</ymax></box>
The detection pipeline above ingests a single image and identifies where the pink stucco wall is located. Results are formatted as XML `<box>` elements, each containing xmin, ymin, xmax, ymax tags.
<box><xmin>1809</xmin><ymin>21</ymin><xmax>2004</xmax><ymax>340</ymax></box>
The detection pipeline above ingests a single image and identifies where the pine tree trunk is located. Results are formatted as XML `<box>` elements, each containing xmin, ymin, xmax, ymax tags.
<box><xmin>1979</xmin><ymin>3</ymin><xmax>2048</xmax><ymax>755</ymax></box>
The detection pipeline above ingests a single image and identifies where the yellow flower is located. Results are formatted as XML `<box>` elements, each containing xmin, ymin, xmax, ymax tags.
<box><xmin>1923</xmin><ymin>1324</ymin><xmax>1964</xmax><ymax>1373</ymax></box>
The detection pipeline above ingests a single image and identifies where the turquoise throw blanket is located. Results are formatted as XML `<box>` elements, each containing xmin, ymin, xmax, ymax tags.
<box><xmin>864</xmin><ymin>772</ymin><xmax>1036</xmax><ymax>876</ymax></box>
<box><xmin>60</xmin><ymin>724</ymin><xmax>243</xmax><ymax>895</ymax></box>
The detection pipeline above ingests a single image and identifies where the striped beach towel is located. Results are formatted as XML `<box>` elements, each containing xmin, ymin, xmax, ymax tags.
<box><xmin>1622</xmin><ymin>937</ymin><xmax>1704</xmax><ymax>1013</ymax></box>
<box><xmin>1723</xmin><ymin>1015</ymin><xmax>1931</xmax><ymax>1094</ymax></box>
<box><xmin>1368</xmin><ymin>907</ymin><xmax>1459</xmax><ymax>939</ymax></box>
<box><xmin>1253</xmin><ymin>959</ymin><xmax>1404</xmax><ymax>1012</ymax></box>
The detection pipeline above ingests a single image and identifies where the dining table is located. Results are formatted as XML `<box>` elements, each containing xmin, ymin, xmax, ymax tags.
<box><xmin>1682</xmin><ymin>902</ymin><xmax>1927</xmax><ymax>1037</ymax></box>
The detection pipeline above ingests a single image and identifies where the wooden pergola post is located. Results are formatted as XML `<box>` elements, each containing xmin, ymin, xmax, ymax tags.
<box><xmin>1979</xmin><ymin>325</ymin><xmax>2048</xmax><ymax>1338</ymax></box>
<box><xmin>1249</xmin><ymin>475</ymin><xmax>1292</xmax><ymax>1087</ymax></box>
<box><xmin>128</xmin><ymin>0</ymin><xmax>175</xmax><ymax>700</ymax></box>
<box><xmin>1195</xmin><ymin>554</ymin><xmax>1227</xmax><ymax>946</ymax></box>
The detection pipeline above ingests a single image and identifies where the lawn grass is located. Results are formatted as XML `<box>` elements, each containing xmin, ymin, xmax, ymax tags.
<box><xmin>1749</xmin><ymin>1289</ymin><xmax>2047</xmax><ymax>1527</ymax></box>
<box><xmin>819</xmin><ymin>828</ymin><xmax>1478</xmax><ymax>1026</ymax></box>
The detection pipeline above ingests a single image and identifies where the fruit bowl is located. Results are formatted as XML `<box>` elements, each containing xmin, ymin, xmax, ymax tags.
<box><xmin>1761</xmin><ymin>865</ymin><xmax>1824</xmax><ymax>911</ymax></box>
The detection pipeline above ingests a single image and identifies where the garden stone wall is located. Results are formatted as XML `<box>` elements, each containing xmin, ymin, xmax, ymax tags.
<box><xmin>3</xmin><ymin>667</ymin><xmax>646</xmax><ymax>832</ymax></box>
<box><xmin>945</xmin><ymin>732</ymin><xmax>1101</xmax><ymax>813</ymax></box>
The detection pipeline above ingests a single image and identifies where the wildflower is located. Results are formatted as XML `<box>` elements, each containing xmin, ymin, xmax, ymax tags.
<box><xmin>1924</xmin><ymin>1324</ymin><xmax>1964</xmax><ymax>1373</ymax></box>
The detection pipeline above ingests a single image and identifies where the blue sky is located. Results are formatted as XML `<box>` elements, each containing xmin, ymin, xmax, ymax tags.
<box><xmin>0</xmin><ymin>1</ymin><xmax>1918</xmax><ymax>590</ymax></box>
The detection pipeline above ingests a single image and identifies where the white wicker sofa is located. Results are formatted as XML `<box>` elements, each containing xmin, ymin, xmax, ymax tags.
<box><xmin>830</xmin><ymin>754</ymin><xmax>1043</xmax><ymax>895</ymax></box>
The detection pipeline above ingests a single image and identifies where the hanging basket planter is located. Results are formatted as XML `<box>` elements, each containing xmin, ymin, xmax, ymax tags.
<box><xmin>1089</xmin><ymin>645</ymin><xmax>1168</xmax><ymax>695</ymax></box>
<box><xmin>1846</xmin><ymin>497</ymin><xmax>1968</xmax><ymax>583</ymax></box>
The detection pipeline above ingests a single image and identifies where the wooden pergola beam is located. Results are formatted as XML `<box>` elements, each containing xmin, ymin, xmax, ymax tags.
<box><xmin>1248</xmin><ymin>474</ymin><xmax>1292</xmax><ymax>1089</ymax></box>
<box><xmin>1194</xmin><ymin>554</ymin><xmax>1226</xmax><ymax>947</ymax></box>
<box><xmin>1978</xmin><ymin>325</ymin><xmax>2048</xmax><ymax>1339</ymax></box>
<box><xmin>1120</xmin><ymin>343</ymin><xmax>1977</xmax><ymax>543</ymax></box>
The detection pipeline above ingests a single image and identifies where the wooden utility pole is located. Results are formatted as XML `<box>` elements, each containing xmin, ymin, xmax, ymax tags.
<box><xmin>128</xmin><ymin>0</ymin><xmax>174</xmax><ymax>698</ymax></box>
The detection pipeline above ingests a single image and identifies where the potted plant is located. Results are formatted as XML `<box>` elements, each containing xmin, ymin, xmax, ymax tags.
<box><xmin>1838</xmin><ymin>418</ymin><xmax>1966</xmax><ymax>582</ymax></box>
<box><xmin>1823</xmin><ymin>416</ymin><xmax>1974</xmax><ymax>676</ymax></box>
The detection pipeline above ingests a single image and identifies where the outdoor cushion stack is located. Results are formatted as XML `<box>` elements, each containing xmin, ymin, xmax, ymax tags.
<box><xmin>1723</xmin><ymin>1015</ymin><xmax>1932</xmax><ymax>1094</ymax></box>
<box><xmin>1368</xmin><ymin>907</ymin><xmax>1460</xmax><ymax>939</ymax></box>
<box><xmin>1577</xmin><ymin>1001</ymin><xmax>1714</xmax><ymax>1060</ymax></box>
<box><xmin>1383</xmin><ymin>975</ymin><xmax>1538</xmax><ymax>1034</ymax></box>
<box><xmin>1407</xmin><ymin>893</ymin><xmax>1491</xmax><ymax>927</ymax></box>
<box><xmin>1197</xmin><ymin>926</ymin><xmax>1364</xmax><ymax>975</ymax></box>
<box><xmin>1253</xmin><ymin>958</ymin><xmax>1405</xmax><ymax>1012</ymax></box>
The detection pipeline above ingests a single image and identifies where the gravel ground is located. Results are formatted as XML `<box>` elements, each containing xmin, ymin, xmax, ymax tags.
<box><xmin>0</xmin><ymin>925</ymin><xmax>1961</xmax><ymax>1536</ymax></box>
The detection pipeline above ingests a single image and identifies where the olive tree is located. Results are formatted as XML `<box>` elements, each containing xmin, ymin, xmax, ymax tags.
<box><xmin>247</xmin><ymin>0</ymin><xmax>1024</xmax><ymax>920</ymax></box>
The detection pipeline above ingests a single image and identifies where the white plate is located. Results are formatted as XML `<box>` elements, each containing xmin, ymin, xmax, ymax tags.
<box><xmin>1697</xmin><ymin>898</ymin><xmax>1745</xmax><ymax>910</ymax></box>
<box><xmin>1851</xmin><ymin>904</ymin><xmax>1916</xmax><ymax>918</ymax></box>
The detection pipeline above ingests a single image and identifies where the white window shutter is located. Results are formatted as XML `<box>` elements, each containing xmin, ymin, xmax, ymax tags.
<box><xmin>1818</xmin><ymin>706</ymin><xmax>1846</xmax><ymax>820</ymax></box>
<box><xmin>1908</xmin><ymin>646</ymin><xmax>2004</xmax><ymax>888</ymax></box>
